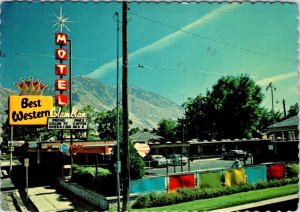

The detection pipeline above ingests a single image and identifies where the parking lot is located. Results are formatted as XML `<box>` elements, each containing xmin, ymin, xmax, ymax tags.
<box><xmin>145</xmin><ymin>157</ymin><xmax>253</xmax><ymax>176</ymax></box>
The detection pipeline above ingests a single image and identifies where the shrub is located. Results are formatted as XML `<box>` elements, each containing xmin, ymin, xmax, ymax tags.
<box><xmin>71</xmin><ymin>164</ymin><xmax>115</xmax><ymax>195</ymax></box>
<box><xmin>129</xmin><ymin>141</ymin><xmax>145</xmax><ymax>179</ymax></box>
<box><xmin>132</xmin><ymin>177</ymin><xmax>298</xmax><ymax>209</ymax></box>
<box><xmin>132</xmin><ymin>194</ymin><xmax>151</xmax><ymax>208</ymax></box>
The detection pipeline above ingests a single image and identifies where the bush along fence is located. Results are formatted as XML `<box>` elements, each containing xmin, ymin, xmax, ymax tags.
<box><xmin>59</xmin><ymin>162</ymin><xmax>298</xmax><ymax>210</ymax></box>
<box><xmin>129</xmin><ymin>162</ymin><xmax>298</xmax><ymax>194</ymax></box>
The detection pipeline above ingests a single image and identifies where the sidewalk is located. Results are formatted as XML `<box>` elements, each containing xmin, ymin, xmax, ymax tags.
<box><xmin>28</xmin><ymin>186</ymin><xmax>74</xmax><ymax>211</ymax></box>
<box><xmin>0</xmin><ymin>178</ymin><xmax>24</xmax><ymax>212</ymax></box>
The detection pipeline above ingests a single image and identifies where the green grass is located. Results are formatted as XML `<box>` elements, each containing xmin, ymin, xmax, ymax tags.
<box><xmin>131</xmin><ymin>184</ymin><xmax>298</xmax><ymax>211</ymax></box>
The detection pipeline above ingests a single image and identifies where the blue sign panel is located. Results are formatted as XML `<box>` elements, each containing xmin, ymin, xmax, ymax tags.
<box><xmin>59</xmin><ymin>143</ymin><xmax>69</xmax><ymax>153</ymax></box>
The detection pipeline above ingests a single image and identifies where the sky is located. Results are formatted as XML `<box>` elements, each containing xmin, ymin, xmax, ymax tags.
<box><xmin>1</xmin><ymin>1</ymin><xmax>298</xmax><ymax>113</ymax></box>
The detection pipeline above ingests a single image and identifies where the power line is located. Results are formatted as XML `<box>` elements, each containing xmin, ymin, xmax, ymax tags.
<box><xmin>130</xmin><ymin>63</ymin><xmax>257</xmax><ymax>79</ymax></box>
<box><xmin>129</xmin><ymin>12</ymin><xmax>296</xmax><ymax>64</ymax></box>
<box><xmin>5</xmin><ymin>51</ymin><xmax>102</xmax><ymax>61</ymax></box>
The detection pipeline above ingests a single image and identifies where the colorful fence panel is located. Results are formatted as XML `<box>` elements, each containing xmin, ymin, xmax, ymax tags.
<box><xmin>245</xmin><ymin>165</ymin><xmax>267</xmax><ymax>184</ymax></box>
<box><xmin>198</xmin><ymin>171</ymin><xmax>222</xmax><ymax>188</ymax></box>
<box><xmin>130</xmin><ymin>176</ymin><xmax>166</xmax><ymax>194</ymax></box>
<box><xmin>225</xmin><ymin>168</ymin><xmax>246</xmax><ymax>186</ymax></box>
<box><xmin>267</xmin><ymin>164</ymin><xmax>285</xmax><ymax>180</ymax></box>
<box><xmin>169</xmin><ymin>174</ymin><xmax>195</xmax><ymax>192</ymax></box>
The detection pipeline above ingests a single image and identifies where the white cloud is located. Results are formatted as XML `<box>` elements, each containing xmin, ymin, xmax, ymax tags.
<box><xmin>87</xmin><ymin>3</ymin><xmax>240</xmax><ymax>79</ymax></box>
<box><xmin>256</xmin><ymin>71</ymin><xmax>297</xmax><ymax>86</ymax></box>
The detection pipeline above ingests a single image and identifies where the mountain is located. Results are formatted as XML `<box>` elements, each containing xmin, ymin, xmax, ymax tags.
<box><xmin>1</xmin><ymin>76</ymin><xmax>182</xmax><ymax>129</ymax></box>
<box><xmin>0</xmin><ymin>86</ymin><xmax>14</xmax><ymax>114</ymax></box>
<box><xmin>69</xmin><ymin>76</ymin><xmax>182</xmax><ymax>129</ymax></box>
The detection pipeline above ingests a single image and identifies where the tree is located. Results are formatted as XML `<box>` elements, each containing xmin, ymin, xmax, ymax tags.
<box><xmin>156</xmin><ymin>118</ymin><xmax>177</xmax><ymax>141</ymax></box>
<box><xmin>95</xmin><ymin>107</ymin><xmax>144</xmax><ymax>179</ymax></box>
<box><xmin>1</xmin><ymin>110</ymin><xmax>58</xmax><ymax>149</ymax></box>
<box><xmin>78</xmin><ymin>105</ymin><xmax>98</xmax><ymax>141</ymax></box>
<box><xmin>183</xmin><ymin>95</ymin><xmax>215</xmax><ymax>140</ymax></box>
<box><xmin>95</xmin><ymin>108</ymin><xmax>133</xmax><ymax>140</ymax></box>
<box><xmin>184</xmin><ymin>75</ymin><xmax>265</xmax><ymax>140</ymax></box>
<box><xmin>256</xmin><ymin>107</ymin><xmax>283</xmax><ymax>133</ymax></box>
<box><xmin>287</xmin><ymin>102</ymin><xmax>298</xmax><ymax>118</ymax></box>
<box><xmin>129</xmin><ymin>142</ymin><xmax>145</xmax><ymax>179</ymax></box>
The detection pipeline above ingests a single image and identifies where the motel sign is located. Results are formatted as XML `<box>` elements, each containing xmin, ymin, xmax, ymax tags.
<box><xmin>55</xmin><ymin>33</ymin><xmax>69</xmax><ymax>107</ymax></box>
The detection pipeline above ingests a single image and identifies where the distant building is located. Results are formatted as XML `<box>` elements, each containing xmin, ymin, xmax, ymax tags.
<box><xmin>130</xmin><ymin>131</ymin><xmax>165</xmax><ymax>144</ymax></box>
<box><xmin>266</xmin><ymin>115</ymin><xmax>299</xmax><ymax>142</ymax></box>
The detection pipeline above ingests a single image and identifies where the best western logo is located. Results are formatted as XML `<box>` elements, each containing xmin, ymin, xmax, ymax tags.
<box><xmin>9</xmin><ymin>96</ymin><xmax>53</xmax><ymax>125</ymax></box>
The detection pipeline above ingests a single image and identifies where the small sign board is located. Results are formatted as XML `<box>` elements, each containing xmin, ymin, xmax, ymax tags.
<box><xmin>59</xmin><ymin>143</ymin><xmax>69</xmax><ymax>153</ymax></box>
<box><xmin>47</xmin><ymin>117</ymin><xmax>87</xmax><ymax>130</ymax></box>
<box><xmin>24</xmin><ymin>158</ymin><xmax>29</xmax><ymax>167</ymax></box>
<box><xmin>134</xmin><ymin>143</ymin><xmax>150</xmax><ymax>158</ymax></box>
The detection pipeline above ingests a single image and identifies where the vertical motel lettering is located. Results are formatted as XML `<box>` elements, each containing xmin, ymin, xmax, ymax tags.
<box><xmin>55</xmin><ymin>33</ymin><xmax>69</xmax><ymax>107</ymax></box>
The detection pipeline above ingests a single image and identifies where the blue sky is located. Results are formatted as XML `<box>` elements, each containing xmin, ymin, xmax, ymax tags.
<box><xmin>1</xmin><ymin>1</ymin><xmax>298</xmax><ymax>112</ymax></box>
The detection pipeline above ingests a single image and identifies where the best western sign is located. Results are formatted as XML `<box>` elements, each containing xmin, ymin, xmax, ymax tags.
<box><xmin>9</xmin><ymin>95</ymin><xmax>53</xmax><ymax>125</ymax></box>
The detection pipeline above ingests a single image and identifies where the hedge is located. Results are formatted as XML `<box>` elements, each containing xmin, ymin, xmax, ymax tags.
<box><xmin>132</xmin><ymin>177</ymin><xmax>298</xmax><ymax>209</ymax></box>
<box><xmin>71</xmin><ymin>164</ymin><xmax>117</xmax><ymax>196</ymax></box>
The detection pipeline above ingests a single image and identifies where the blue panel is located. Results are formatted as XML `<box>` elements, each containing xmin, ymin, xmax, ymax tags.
<box><xmin>246</xmin><ymin>165</ymin><xmax>267</xmax><ymax>184</ymax></box>
<box><xmin>130</xmin><ymin>176</ymin><xmax>166</xmax><ymax>194</ymax></box>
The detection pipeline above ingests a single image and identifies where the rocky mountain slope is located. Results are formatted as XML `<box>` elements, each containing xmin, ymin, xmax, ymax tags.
<box><xmin>1</xmin><ymin>76</ymin><xmax>182</xmax><ymax>129</ymax></box>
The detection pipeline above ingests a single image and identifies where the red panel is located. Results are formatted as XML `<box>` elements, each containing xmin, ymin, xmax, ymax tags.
<box><xmin>55</xmin><ymin>33</ymin><xmax>68</xmax><ymax>45</ymax></box>
<box><xmin>55</xmin><ymin>64</ymin><xmax>68</xmax><ymax>75</ymax></box>
<box><xmin>169</xmin><ymin>174</ymin><xmax>195</xmax><ymax>192</ymax></box>
<box><xmin>55</xmin><ymin>79</ymin><xmax>68</xmax><ymax>91</ymax></box>
<box><xmin>267</xmin><ymin>164</ymin><xmax>285</xmax><ymax>180</ymax></box>
<box><xmin>55</xmin><ymin>94</ymin><xmax>68</xmax><ymax>107</ymax></box>
<box><xmin>56</xmin><ymin>48</ymin><xmax>68</xmax><ymax>60</ymax></box>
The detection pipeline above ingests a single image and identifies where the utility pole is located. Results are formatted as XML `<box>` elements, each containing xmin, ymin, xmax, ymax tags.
<box><xmin>266</xmin><ymin>82</ymin><xmax>277</xmax><ymax>158</ymax></box>
<box><xmin>282</xmin><ymin>99</ymin><xmax>286</xmax><ymax>118</ymax></box>
<box><xmin>115</xmin><ymin>11</ymin><xmax>121</xmax><ymax>212</ymax></box>
<box><xmin>266</xmin><ymin>82</ymin><xmax>276</xmax><ymax>124</ymax></box>
<box><xmin>122</xmin><ymin>2</ymin><xmax>129</xmax><ymax>211</ymax></box>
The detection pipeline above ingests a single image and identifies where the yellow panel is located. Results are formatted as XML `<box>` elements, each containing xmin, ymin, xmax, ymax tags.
<box><xmin>224</xmin><ymin>170</ymin><xmax>232</xmax><ymax>187</ymax></box>
<box><xmin>231</xmin><ymin>168</ymin><xmax>246</xmax><ymax>185</ymax></box>
<box><xmin>224</xmin><ymin>168</ymin><xmax>246</xmax><ymax>187</ymax></box>
<box><xmin>9</xmin><ymin>95</ymin><xmax>53</xmax><ymax>126</ymax></box>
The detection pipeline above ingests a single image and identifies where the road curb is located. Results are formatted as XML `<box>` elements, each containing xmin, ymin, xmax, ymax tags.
<box><xmin>12</xmin><ymin>192</ymin><xmax>28</xmax><ymax>212</ymax></box>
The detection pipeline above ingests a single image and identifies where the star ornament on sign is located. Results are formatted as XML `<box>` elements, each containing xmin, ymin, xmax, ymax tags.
<box><xmin>52</xmin><ymin>4</ymin><xmax>73</xmax><ymax>32</ymax></box>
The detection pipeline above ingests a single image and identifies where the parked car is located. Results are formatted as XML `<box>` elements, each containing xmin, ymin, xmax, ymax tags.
<box><xmin>144</xmin><ymin>155</ymin><xmax>169</xmax><ymax>167</ymax></box>
<box><xmin>222</xmin><ymin>150</ymin><xmax>250</xmax><ymax>160</ymax></box>
<box><xmin>166</xmin><ymin>154</ymin><xmax>189</xmax><ymax>166</ymax></box>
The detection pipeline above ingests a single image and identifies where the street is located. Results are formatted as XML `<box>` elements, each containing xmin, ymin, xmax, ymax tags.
<box><xmin>145</xmin><ymin>158</ymin><xmax>252</xmax><ymax>176</ymax></box>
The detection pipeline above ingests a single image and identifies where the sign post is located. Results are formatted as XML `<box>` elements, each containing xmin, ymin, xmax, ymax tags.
<box><xmin>9</xmin><ymin>126</ymin><xmax>13</xmax><ymax>176</ymax></box>
<box><xmin>24</xmin><ymin>158</ymin><xmax>29</xmax><ymax>200</ymax></box>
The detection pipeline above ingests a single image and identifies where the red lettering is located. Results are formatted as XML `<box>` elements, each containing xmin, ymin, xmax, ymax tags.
<box><xmin>55</xmin><ymin>94</ymin><xmax>68</xmax><ymax>107</ymax></box>
<box><xmin>55</xmin><ymin>64</ymin><xmax>68</xmax><ymax>75</ymax></box>
<box><xmin>55</xmin><ymin>33</ymin><xmax>68</xmax><ymax>45</ymax></box>
<box><xmin>55</xmin><ymin>79</ymin><xmax>68</xmax><ymax>91</ymax></box>
<box><xmin>56</xmin><ymin>48</ymin><xmax>68</xmax><ymax>60</ymax></box>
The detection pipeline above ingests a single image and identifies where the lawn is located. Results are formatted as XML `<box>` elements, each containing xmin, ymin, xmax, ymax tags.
<box><xmin>131</xmin><ymin>184</ymin><xmax>298</xmax><ymax>211</ymax></box>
